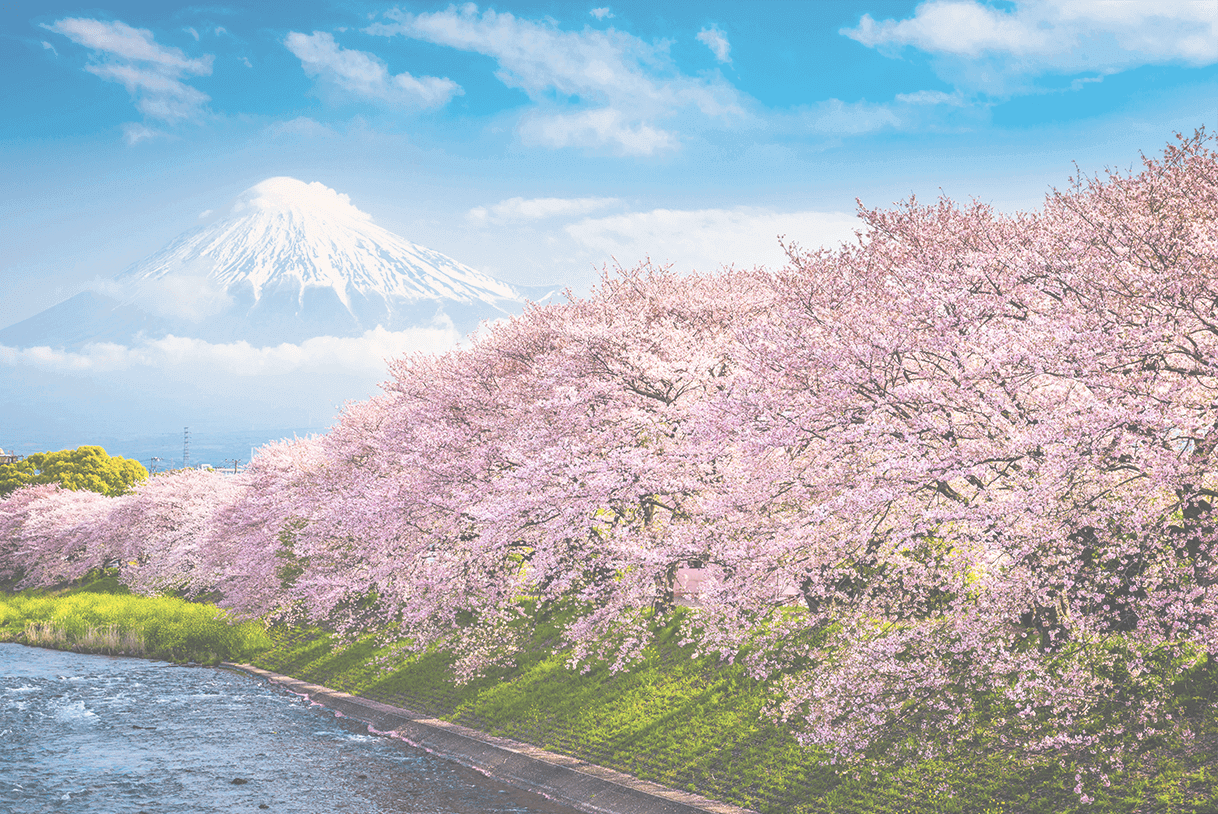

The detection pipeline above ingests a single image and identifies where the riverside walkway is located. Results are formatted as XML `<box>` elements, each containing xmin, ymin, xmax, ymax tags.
<box><xmin>224</xmin><ymin>663</ymin><xmax>759</xmax><ymax>814</ymax></box>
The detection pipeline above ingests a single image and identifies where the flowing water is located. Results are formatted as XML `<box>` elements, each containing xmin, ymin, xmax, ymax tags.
<box><xmin>0</xmin><ymin>643</ymin><xmax>577</xmax><ymax>814</ymax></box>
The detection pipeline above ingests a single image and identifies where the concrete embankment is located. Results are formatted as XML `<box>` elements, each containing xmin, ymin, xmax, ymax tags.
<box><xmin>223</xmin><ymin>663</ymin><xmax>757</xmax><ymax>814</ymax></box>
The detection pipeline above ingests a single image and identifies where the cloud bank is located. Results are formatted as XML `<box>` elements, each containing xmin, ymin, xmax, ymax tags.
<box><xmin>0</xmin><ymin>325</ymin><xmax>462</xmax><ymax>377</ymax></box>
<box><xmin>368</xmin><ymin>4</ymin><xmax>747</xmax><ymax>154</ymax></box>
<box><xmin>566</xmin><ymin>207</ymin><xmax>861</xmax><ymax>274</ymax></box>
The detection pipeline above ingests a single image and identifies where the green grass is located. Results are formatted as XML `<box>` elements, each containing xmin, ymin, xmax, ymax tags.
<box><xmin>0</xmin><ymin>576</ymin><xmax>272</xmax><ymax>665</ymax></box>
<box><xmin>251</xmin><ymin>611</ymin><xmax>1218</xmax><ymax>814</ymax></box>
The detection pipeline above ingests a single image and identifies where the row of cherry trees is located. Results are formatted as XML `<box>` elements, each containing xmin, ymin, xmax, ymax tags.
<box><xmin>3</xmin><ymin>131</ymin><xmax>1214</xmax><ymax>778</ymax></box>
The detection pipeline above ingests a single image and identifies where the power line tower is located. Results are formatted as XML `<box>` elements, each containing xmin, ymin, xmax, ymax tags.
<box><xmin>183</xmin><ymin>427</ymin><xmax>191</xmax><ymax>470</ymax></box>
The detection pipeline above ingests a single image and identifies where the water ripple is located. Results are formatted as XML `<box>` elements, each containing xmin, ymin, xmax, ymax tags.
<box><xmin>0</xmin><ymin>643</ymin><xmax>576</xmax><ymax>814</ymax></box>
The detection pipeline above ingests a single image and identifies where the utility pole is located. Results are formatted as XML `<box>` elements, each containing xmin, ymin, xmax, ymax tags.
<box><xmin>222</xmin><ymin>458</ymin><xmax>242</xmax><ymax>474</ymax></box>
<box><xmin>149</xmin><ymin>456</ymin><xmax>162</xmax><ymax>474</ymax></box>
<box><xmin>183</xmin><ymin>427</ymin><xmax>190</xmax><ymax>470</ymax></box>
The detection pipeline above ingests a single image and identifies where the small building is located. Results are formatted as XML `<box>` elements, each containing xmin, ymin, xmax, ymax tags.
<box><xmin>0</xmin><ymin>447</ymin><xmax>22</xmax><ymax>465</ymax></box>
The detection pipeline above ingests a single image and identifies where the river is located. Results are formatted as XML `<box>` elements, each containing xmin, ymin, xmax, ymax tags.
<box><xmin>0</xmin><ymin>643</ymin><xmax>578</xmax><ymax>814</ymax></box>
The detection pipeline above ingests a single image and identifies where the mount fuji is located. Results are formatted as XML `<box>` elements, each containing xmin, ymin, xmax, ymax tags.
<box><xmin>0</xmin><ymin>178</ymin><xmax>559</xmax><ymax>464</ymax></box>
<box><xmin>1</xmin><ymin>177</ymin><xmax>551</xmax><ymax>349</ymax></box>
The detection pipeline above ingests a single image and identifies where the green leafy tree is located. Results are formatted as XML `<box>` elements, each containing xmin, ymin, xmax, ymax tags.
<box><xmin>0</xmin><ymin>446</ymin><xmax>147</xmax><ymax>498</ymax></box>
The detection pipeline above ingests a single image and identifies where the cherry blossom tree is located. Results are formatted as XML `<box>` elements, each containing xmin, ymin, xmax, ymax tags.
<box><xmin>109</xmin><ymin>468</ymin><xmax>245</xmax><ymax>596</ymax></box>
<box><xmin>204</xmin><ymin>434</ymin><xmax>331</xmax><ymax>620</ymax></box>
<box><xmin>0</xmin><ymin>484</ymin><xmax>64</xmax><ymax>584</ymax></box>
<box><xmin>0</xmin><ymin>484</ymin><xmax>124</xmax><ymax>587</ymax></box>
<box><xmin>689</xmin><ymin>129</ymin><xmax>1217</xmax><ymax>769</ymax></box>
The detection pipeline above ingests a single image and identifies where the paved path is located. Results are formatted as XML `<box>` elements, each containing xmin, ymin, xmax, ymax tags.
<box><xmin>223</xmin><ymin>663</ymin><xmax>758</xmax><ymax>814</ymax></box>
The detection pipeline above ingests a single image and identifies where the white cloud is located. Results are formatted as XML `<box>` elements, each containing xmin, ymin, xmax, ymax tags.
<box><xmin>518</xmin><ymin>108</ymin><xmax>677</xmax><ymax>155</ymax></box>
<box><xmin>894</xmin><ymin>89</ymin><xmax>965</xmax><ymax>105</ymax></box>
<box><xmin>89</xmin><ymin>63</ymin><xmax>211</xmax><ymax>121</ymax></box>
<box><xmin>1070</xmin><ymin>75</ymin><xmax>1104</xmax><ymax>91</ymax></box>
<box><xmin>41</xmin><ymin>40</ymin><xmax>58</xmax><ymax>56</ymax></box>
<box><xmin>0</xmin><ymin>326</ymin><xmax>461</xmax><ymax>377</ymax></box>
<box><xmin>185</xmin><ymin>26</ymin><xmax>199</xmax><ymax>42</ymax></box>
<box><xmin>121</xmin><ymin>122</ymin><xmax>166</xmax><ymax>144</ymax></box>
<box><xmin>697</xmin><ymin>25</ymin><xmax>731</xmax><ymax>64</ymax></box>
<box><xmin>284</xmin><ymin>31</ymin><xmax>462</xmax><ymax>109</ymax></box>
<box><xmin>469</xmin><ymin>196</ymin><xmax>619</xmax><ymax>223</ymax></box>
<box><xmin>231</xmin><ymin>177</ymin><xmax>371</xmax><ymax>221</ymax></box>
<box><xmin>565</xmin><ymin>207</ymin><xmax>860</xmax><ymax>274</ymax></box>
<box><xmin>778</xmin><ymin>93</ymin><xmax>983</xmax><ymax>136</ymax></box>
<box><xmin>591</xmin><ymin>8</ymin><xmax>613</xmax><ymax>21</ymax></box>
<box><xmin>787</xmin><ymin>98</ymin><xmax>903</xmax><ymax>135</ymax></box>
<box><xmin>45</xmin><ymin>18</ymin><xmax>213</xmax><ymax>122</ymax></box>
<box><xmin>82</xmin><ymin>270</ymin><xmax>230</xmax><ymax>323</ymax></box>
<box><xmin>368</xmin><ymin>4</ymin><xmax>747</xmax><ymax>153</ymax></box>
<box><xmin>143</xmin><ymin>274</ymin><xmax>231</xmax><ymax>322</ymax></box>
<box><xmin>262</xmin><ymin>116</ymin><xmax>337</xmax><ymax>139</ymax></box>
<box><xmin>46</xmin><ymin>18</ymin><xmax>212</xmax><ymax>72</ymax></box>
<box><xmin>843</xmin><ymin>0</ymin><xmax>1218</xmax><ymax>94</ymax></box>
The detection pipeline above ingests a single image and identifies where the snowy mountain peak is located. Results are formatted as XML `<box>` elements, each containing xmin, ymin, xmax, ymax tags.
<box><xmin>118</xmin><ymin>177</ymin><xmax>523</xmax><ymax>311</ymax></box>
<box><xmin>230</xmin><ymin>177</ymin><xmax>373</xmax><ymax>223</ymax></box>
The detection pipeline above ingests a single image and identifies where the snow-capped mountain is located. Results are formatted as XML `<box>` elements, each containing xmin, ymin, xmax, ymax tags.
<box><xmin>0</xmin><ymin>178</ymin><xmax>563</xmax><ymax>462</ymax></box>
<box><xmin>1</xmin><ymin>177</ymin><xmax>548</xmax><ymax>348</ymax></box>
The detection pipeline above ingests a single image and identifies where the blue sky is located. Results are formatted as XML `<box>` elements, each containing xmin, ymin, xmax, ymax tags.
<box><xmin>2</xmin><ymin>0</ymin><xmax>1215</xmax><ymax>329</ymax></box>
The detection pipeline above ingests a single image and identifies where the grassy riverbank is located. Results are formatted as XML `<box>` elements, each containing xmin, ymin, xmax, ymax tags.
<box><xmin>0</xmin><ymin>576</ymin><xmax>272</xmax><ymax>664</ymax></box>
<box><xmin>252</xmin><ymin>615</ymin><xmax>1218</xmax><ymax>814</ymax></box>
<box><xmin>3</xmin><ymin>580</ymin><xmax>1214</xmax><ymax>813</ymax></box>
